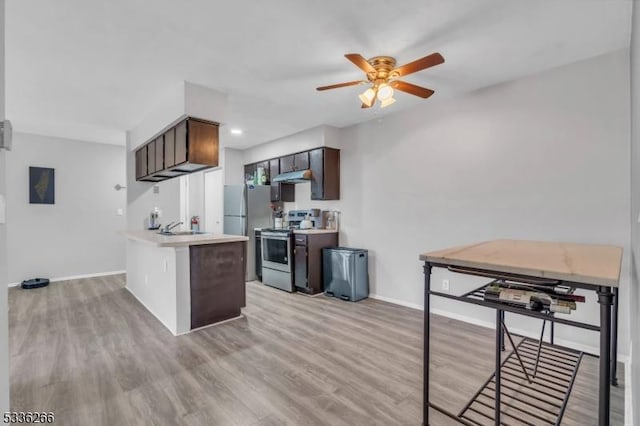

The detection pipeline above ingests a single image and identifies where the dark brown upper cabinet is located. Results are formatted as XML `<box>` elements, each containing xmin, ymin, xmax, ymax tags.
<box><xmin>174</xmin><ymin>120</ymin><xmax>188</xmax><ymax>166</ymax></box>
<box><xmin>154</xmin><ymin>136</ymin><xmax>164</xmax><ymax>172</ymax></box>
<box><xmin>268</xmin><ymin>158</ymin><xmax>294</xmax><ymax>202</ymax></box>
<box><xmin>280</xmin><ymin>155</ymin><xmax>294</xmax><ymax>174</ymax></box>
<box><xmin>280</xmin><ymin>152</ymin><xmax>310</xmax><ymax>173</ymax></box>
<box><xmin>147</xmin><ymin>139</ymin><xmax>157</xmax><ymax>174</ymax></box>
<box><xmin>135</xmin><ymin>145</ymin><xmax>147</xmax><ymax>179</ymax></box>
<box><xmin>244</xmin><ymin>146</ymin><xmax>339</xmax><ymax>201</ymax></box>
<box><xmin>136</xmin><ymin>117</ymin><xmax>219</xmax><ymax>182</ymax></box>
<box><xmin>294</xmin><ymin>151</ymin><xmax>309</xmax><ymax>170</ymax></box>
<box><xmin>256</xmin><ymin>160</ymin><xmax>269</xmax><ymax>185</ymax></box>
<box><xmin>310</xmin><ymin>147</ymin><xmax>340</xmax><ymax>200</ymax></box>
<box><xmin>164</xmin><ymin>128</ymin><xmax>175</xmax><ymax>168</ymax></box>
<box><xmin>244</xmin><ymin>164</ymin><xmax>257</xmax><ymax>183</ymax></box>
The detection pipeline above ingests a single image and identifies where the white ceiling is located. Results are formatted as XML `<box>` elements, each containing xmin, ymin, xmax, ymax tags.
<box><xmin>6</xmin><ymin>0</ymin><xmax>632</xmax><ymax>148</ymax></box>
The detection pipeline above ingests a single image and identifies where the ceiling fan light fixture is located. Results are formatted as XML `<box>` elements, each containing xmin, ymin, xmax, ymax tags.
<box><xmin>376</xmin><ymin>83</ymin><xmax>394</xmax><ymax>101</ymax></box>
<box><xmin>380</xmin><ymin>97</ymin><xmax>396</xmax><ymax>108</ymax></box>
<box><xmin>358</xmin><ymin>87</ymin><xmax>376</xmax><ymax>106</ymax></box>
<box><xmin>317</xmin><ymin>52</ymin><xmax>443</xmax><ymax>109</ymax></box>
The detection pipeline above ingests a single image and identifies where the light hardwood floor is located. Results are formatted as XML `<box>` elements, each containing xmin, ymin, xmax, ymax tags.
<box><xmin>9</xmin><ymin>275</ymin><xmax>624</xmax><ymax>425</ymax></box>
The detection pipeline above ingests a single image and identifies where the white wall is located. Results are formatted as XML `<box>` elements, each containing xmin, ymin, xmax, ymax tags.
<box><xmin>0</xmin><ymin>0</ymin><xmax>8</xmax><ymax>412</ymax></box>
<box><xmin>223</xmin><ymin>148</ymin><xmax>244</xmax><ymax>186</ymax></box>
<box><xmin>5</xmin><ymin>133</ymin><xmax>126</xmax><ymax>283</ymax></box>
<box><xmin>336</xmin><ymin>49</ymin><xmax>631</xmax><ymax>356</ymax></box>
<box><xmin>128</xmin><ymin>81</ymin><xmax>227</xmax><ymax>151</ymax></box>
<box><xmin>126</xmin><ymin>147</ymin><xmax>182</xmax><ymax>231</ymax></box>
<box><xmin>0</xmin><ymin>147</ymin><xmax>7</xmax><ymax>413</ymax></box>
<box><xmin>242</xmin><ymin>125</ymin><xmax>336</xmax><ymax>165</ymax></box>
<box><xmin>629</xmin><ymin>0</ymin><xmax>639</xmax><ymax>423</ymax></box>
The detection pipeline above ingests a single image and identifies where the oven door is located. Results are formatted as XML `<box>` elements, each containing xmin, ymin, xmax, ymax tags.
<box><xmin>261</xmin><ymin>232</ymin><xmax>292</xmax><ymax>273</ymax></box>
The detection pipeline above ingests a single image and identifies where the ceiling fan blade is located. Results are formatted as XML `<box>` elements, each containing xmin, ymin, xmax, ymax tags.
<box><xmin>345</xmin><ymin>53</ymin><xmax>376</xmax><ymax>74</ymax></box>
<box><xmin>316</xmin><ymin>80</ymin><xmax>365</xmax><ymax>91</ymax></box>
<box><xmin>390</xmin><ymin>80</ymin><xmax>435</xmax><ymax>98</ymax></box>
<box><xmin>392</xmin><ymin>52</ymin><xmax>444</xmax><ymax>77</ymax></box>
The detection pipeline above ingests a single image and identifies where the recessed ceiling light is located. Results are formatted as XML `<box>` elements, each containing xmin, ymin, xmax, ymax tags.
<box><xmin>230</xmin><ymin>128</ymin><xmax>243</xmax><ymax>135</ymax></box>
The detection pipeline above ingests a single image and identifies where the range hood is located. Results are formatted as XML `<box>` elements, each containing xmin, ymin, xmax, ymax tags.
<box><xmin>272</xmin><ymin>169</ymin><xmax>312</xmax><ymax>183</ymax></box>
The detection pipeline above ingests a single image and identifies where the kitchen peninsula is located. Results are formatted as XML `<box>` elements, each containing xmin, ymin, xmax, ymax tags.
<box><xmin>124</xmin><ymin>230</ymin><xmax>248</xmax><ymax>335</ymax></box>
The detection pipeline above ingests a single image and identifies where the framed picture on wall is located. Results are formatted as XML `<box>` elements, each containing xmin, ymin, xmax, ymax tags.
<box><xmin>29</xmin><ymin>167</ymin><xmax>55</xmax><ymax>204</ymax></box>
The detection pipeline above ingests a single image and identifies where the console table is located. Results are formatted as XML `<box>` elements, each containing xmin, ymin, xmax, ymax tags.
<box><xmin>420</xmin><ymin>239</ymin><xmax>622</xmax><ymax>426</ymax></box>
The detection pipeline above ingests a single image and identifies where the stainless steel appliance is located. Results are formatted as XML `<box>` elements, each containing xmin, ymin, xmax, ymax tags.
<box><xmin>261</xmin><ymin>228</ymin><xmax>294</xmax><ymax>292</ymax></box>
<box><xmin>308</xmin><ymin>209</ymin><xmax>327</xmax><ymax>229</ymax></box>
<box><xmin>323</xmin><ymin>247</ymin><xmax>369</xmax><ymax>302</ymax></box>
<box><xmin>287</xmin><ymin>210</ymin><xmax>308</xmax><ymax>228</ymax></box>
<box><xmin>223</xmin><ymin>184</ymin><xmax>272</xmax><ymax>280</ymax></box>
<box><xmin>287</xmin><ymin>209</ymin><xmax>326</xmax><ymax>229</ymax></box>
<box><xmin>272</xmin><ymin>169</ymin><xmax>312</xmax><ymax>183</ymax></box>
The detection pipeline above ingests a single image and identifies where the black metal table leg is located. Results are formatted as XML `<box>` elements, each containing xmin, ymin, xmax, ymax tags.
<box><xmin>611</xmin><ymin>287</ymin><xmax>619</xmax><ymax>386</ymax></box>
<box><xmin>500</xmin><ymin>310</ymin><xmax>505</xmax><ymax>351</ymax></box>
<box><xmin>423</xmin><ymin>263</ymin><xmax>432</xmax><ymax>425</ymax></box>
<box><xmin>495</xmin><ymin>309</ymin><xmax>502</xmax><ymax>426</ymax></box>
<box><xmin>550</xmin><ymin>320</ymin><xmax>554</xmax><ymax>345</ymax></box>
<box><xmin>597</xmin><ymin>286</ymin><xmax>613</xmax><ymax>426</ymax></box>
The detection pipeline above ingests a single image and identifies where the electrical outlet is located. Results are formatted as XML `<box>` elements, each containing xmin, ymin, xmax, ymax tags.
<box><xmin>153</xmin><ymin>185</ymin><xmax>160</xmax><ymax>194</ymax></box>
<box><xmin>163</xmin><ymin>259</ymin><xmax>168</xmax><ymax>273</ymax></box>
<box><xmin>116</xmin><ymin>208</ymin><xmax>124</xmax><ymax>216</ymax></box>
<box><xmin>442</xmin><ymin>279</ymin><xmax>450</xmax><ymax>292</ymax></box>
<box><xmin>144</xmin><ymin>274</ymin><xmax>149</xmax><ymax>285</ymax></box>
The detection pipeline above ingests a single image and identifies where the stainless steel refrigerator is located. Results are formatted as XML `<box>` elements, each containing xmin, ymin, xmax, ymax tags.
<box><xmin>223</xmin><ymin>184</ymin><xmax>272</xmax><ymax>281</ymax></box>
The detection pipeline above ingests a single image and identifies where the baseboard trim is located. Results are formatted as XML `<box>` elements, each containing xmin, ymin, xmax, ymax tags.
<box><xmin>177</xmin><ymin>315</ymin><xmax>244</xmax><ymax>336</ymax></box>
<box><xmin>369</xmin><ymin>293</ymin><xmax>424</xmax><ymax>311</ymax></box>
<box><xmin>8</xmin><ymin>270</ymin><xmax>125</xmax><ymax>287</ymax></box>
<box><xmin>369</xmin><ymin>293</ymin><xmax>629</xmax><ymax>361</ymax></box>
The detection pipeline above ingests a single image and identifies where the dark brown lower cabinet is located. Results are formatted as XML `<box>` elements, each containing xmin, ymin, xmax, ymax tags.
<box><xmin>294</xmin><ymin>243</ymin><xmax>308</xmax><ymax>289</ymax></box>
<box><xmin>293</xmin><ymin>232</ymin><xmax>339</xmax><ymax>295</ymax></box>
<box><xmin>189</xmin><ymin>241</ymin><xmax>246</xmax><ymax>329</ymax></box>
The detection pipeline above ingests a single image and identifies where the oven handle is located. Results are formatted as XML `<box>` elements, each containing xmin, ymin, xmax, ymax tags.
<box><xmin>261</xmin><ymin>233</ymin><xmax>291</xmax><ymax>240</ymax></box>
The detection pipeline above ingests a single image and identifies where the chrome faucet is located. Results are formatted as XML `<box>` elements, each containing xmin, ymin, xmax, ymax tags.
<box><xmin>161</xmin><ymin>221</ymin><xmax>183</xmax><ymax>234</ymax></box>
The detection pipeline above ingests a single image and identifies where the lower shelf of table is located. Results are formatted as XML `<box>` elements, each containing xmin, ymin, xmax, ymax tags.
<box><xmin>432</xmin><ymin>338</ymin><xmax>583</xmax><ymax>426</ymax></box>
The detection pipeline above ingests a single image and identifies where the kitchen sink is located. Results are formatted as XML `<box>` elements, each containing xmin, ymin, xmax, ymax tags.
<box><xmin>158</xmin><ymin>231</ymin><xmax>210</xmax><ymax>236</ymax></box>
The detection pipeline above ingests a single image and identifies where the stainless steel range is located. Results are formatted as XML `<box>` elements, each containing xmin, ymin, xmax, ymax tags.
<box><xmin>261</xmin><ymin>228</ymin><xmax>294</xmax><ymax>292</ymax></box>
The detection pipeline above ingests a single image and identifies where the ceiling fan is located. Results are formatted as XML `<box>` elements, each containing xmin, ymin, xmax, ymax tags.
<box><xmin>316</xmin><ymin>52</ymin><xmax>444</xmax><ymax>109</ymax></box>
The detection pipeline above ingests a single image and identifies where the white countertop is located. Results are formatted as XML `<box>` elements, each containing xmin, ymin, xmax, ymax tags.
<box><xmin>293</xmin><ymin>229</ymin><xmax>339</xmax><ymax>235</ymax></box>
<box><xmin>123</xmin><ymin>230</ymin><xmax>249</xmax><ymax>248</ymax></box>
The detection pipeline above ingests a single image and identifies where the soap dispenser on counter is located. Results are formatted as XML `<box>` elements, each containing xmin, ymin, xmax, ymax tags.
<box><xmin>148</xmin><ymin>207</ymin><xmax>161</xmax><ymax>230</ymax></box>
<box><xmin>191</xmin><ymin>216</ymin><xmax>200</xmax><ymax>232</ymax></box>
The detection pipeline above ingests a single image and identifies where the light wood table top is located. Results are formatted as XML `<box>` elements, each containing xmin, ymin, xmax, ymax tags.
<box><xmin>420</xmin><ymin>239</ymin><xmax>623</xmax><ymax>287</ymax></box>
